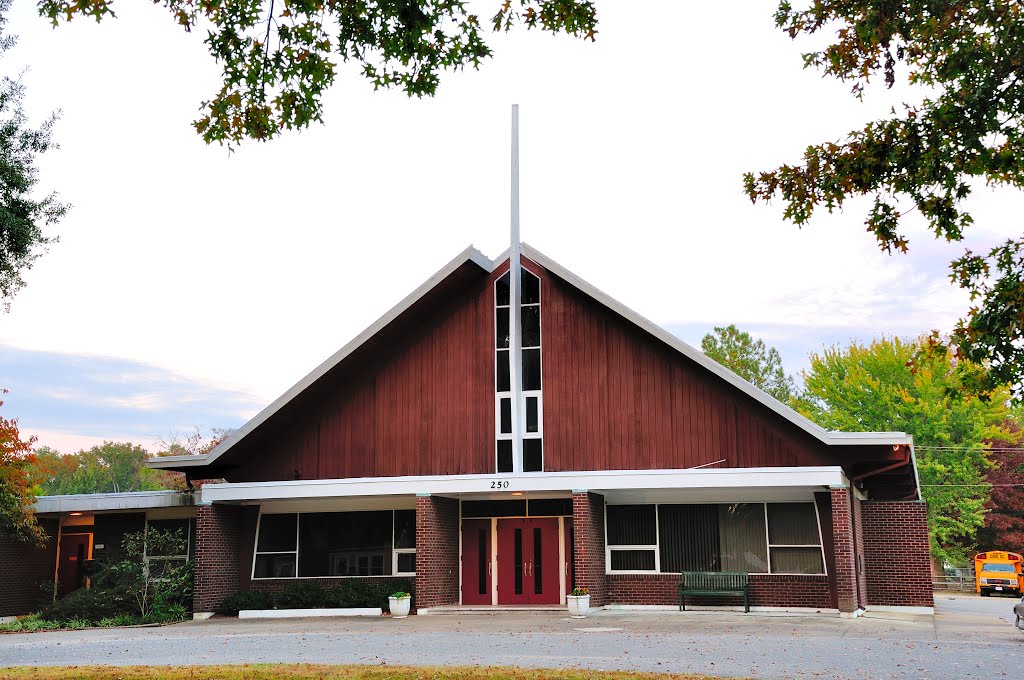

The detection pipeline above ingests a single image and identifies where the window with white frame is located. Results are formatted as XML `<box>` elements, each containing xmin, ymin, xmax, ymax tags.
<box><xmin>145</xmin><ymin>518</ymin><xmax>192</xmax><ymax>570</ymax></box>
<box><xmin>252</xmin><ymin>509</ymin><xmax>416</xmax><ymax>579</ymax></box>
<box><xmin>606</xmin><ymin>502</ymin><xmax>825</xmax><ymax>575</ymax></box>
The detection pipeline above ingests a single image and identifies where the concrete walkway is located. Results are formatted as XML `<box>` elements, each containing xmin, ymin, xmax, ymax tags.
<box><xmin>1</xmin><ymin>596</ymin><xmax>1021</xmax><ymax>679</ymax></box>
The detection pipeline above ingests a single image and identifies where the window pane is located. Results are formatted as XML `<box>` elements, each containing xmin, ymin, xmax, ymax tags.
<box><xmin>254</xmin><ymin>553</ymin><xmax>295</xmax><ymax>578</ymax></box>
<box><xmin>496</xmin><ymin>351</ymin><xmax>510</xmax><ymax>392</ymax></box>
<box><xmin>770</xmin><ymin>547</ymin><xmax>825</xmax><ymax>574</ymax></box>
<box><xmin>394</xmin><ymin>510</ymin><xmax>416</xmax><ymax>549</ymax></box>
<box><xmin>147</xmin><ymin>519</ymin><xmax>189</xmax><ymax>557</ymax></box>
<box><xmin>767</xmin><ymin>503</ymin><xmax>820</xmax><ymax>545</ymax></box>
<box><xmin>496</xmin><ymin>308</ymin><xmax>510</xmax><ymax>349</ymax></box>
<box><xmin>607</xmin><ymin>505</ymin><xmax>656</xmax><ymax>545</ymax></box>
<box><xmin>397</xmin><ymin>552</ymin><xmax>416</xmax><ymax>574</ymax></box>
<box><xmin>718</xmin><ymin>503</ymin><xmax>768</xmax><ymax>573</ymax></box>
<box><xmin>523</xmin><ymin>349</ymin><xmax>541</xmax><ymax>391</ymax></box>
<box><xmin>523</xmin><ymin>438</ymin><xmax>543</xmax><ymax>472</ymax></box>
<box><xmin>462</xmin><ymin>500</ymin><xmax>526</xmax><ymax>517</ymax></box>
<box><xmin>497</xmin><ymin>440</ymin><xmax>513</xmax><ymax>473</ymax></box>
<box><xmin>495</xmin><ymin>272</ymin><xmax>510</xmax><ymax>306</ymax></box>
<box><xmin>525</xmin><ymin>396</ymin><xmax>538</xmax><ymax>433</ymax></box>
<box><xmin>514</xmin><ymin>528</ymin><xmax>523</xmax><ymax>595</ymax></box>
<box><xmin>659</xmin><ymin>504</ymin><xmax>720</xmax><ymax>572</ymax></box>
<box><xmin>257</xmin><ymin>514</ymin><xmax>297</xmax><ymax>552</ymax></box>
<box><xmin>298</xmin><ymin>511</ymin><xmax>393</xmax><ymax>577</ymax></box>
<box><xmin>521</xmin><ymin>305</ymin><xmax>540</xmax><ymax>347</ymax></box>
<box><xmin>528</xmin><ymin>498</ymin><xmax>572</xmax><ymax>516</ymax></box>
<box><xmin>500</xmin><ymin>398</ymin><xmax>512</xmax><ymax>434</ymax></box>
<box><xmin>522</xmin><ymin>269</ymin><xmax>540</xmax><ymax>304</ymax></box>
<box><xmin>611</xmin><ymin>549</ymin><xmax>655</xmax><ymax>571</ymax></box>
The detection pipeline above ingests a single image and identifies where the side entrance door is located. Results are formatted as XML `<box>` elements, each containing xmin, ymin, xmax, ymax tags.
<box><xmin>496</xmin><ymin>517</ymin><xmax>559</xmax><ymax>605</ymax></box>
<box><xmin>57</xmin><ymin>533</ymin><xmax>91</xmax><ymax>597</ymax></box>
<box><xmin>461</xmin><ymin>519</ymin><xmax>492</xmax><ymax>605</ymax></box>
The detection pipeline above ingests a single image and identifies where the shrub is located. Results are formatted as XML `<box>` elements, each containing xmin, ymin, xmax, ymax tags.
<box><xmin>276</xmin><ymin>581</ymin><xmax>327</xmax><ymax>609</ymax></box>
<box><xmin>40</xmin><ymin>586</ymin><xmax>136</xmax><ymax>623</ymax></box>
<box><xmin>216</xmin><ymin>590</ymin><xmax>275</xmax><ymax>616</ymax></box>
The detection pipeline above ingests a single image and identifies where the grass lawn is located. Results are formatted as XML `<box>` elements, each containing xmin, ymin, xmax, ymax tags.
<box><xmin>0</xmin><ymin>665</ymin><xmax>735</xmax><ymax>680</ymax></box>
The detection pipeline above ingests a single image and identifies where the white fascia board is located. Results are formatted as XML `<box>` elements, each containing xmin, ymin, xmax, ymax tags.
<box><xmin>199</xmin><ymin>466</ymin><xmax>847</xmax><ymax>504</ymax></box>
<box><xmin>147</xmin><ymin>246</ymin><xmax>494</xmax><ymax>472</ymax></box>
<box><xmin>35</xmin><ymin>491</ymin><xmax>194</xmax><ymax>514</ymax></box>
<box><xmin>520</xmin><ymin>243</ymin><xmax>911</xmax><ymax>449</ymax></box>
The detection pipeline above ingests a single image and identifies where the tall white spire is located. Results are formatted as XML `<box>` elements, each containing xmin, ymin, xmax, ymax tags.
<box><xmin>509</xmin><ymin>104</ymin><xmax>523</xmax><ymax>474</ymax></box>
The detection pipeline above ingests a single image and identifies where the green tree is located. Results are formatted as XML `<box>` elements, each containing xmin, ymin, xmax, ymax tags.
<box><xmin>0</xmin><ymin>389</ymin><xmax>45</xmax><ymax>544</ymax></box>
<box><xmin>792</xmin><ymin>336</ymin><xmax>1015</xmax><ymax>564</ymax></box>
<box><xmin>701</xmin><ymin>324</ymin><xmax>795</xmax><ymax>402</ymax></box>
<box><xmin>745</xmin><ymin>1</ymin><xmax>1024</xmax><ymax>398</ymax></box>
<box><xmin>39</xmin><ymin>0</ymin><xmax>598</xmax><ymax>147</ymax></box>
<box><xmin>32</xmin><ymin>442</ymin><xmax>167</xmax><ymax>496</ymax></box>
<box><xmin>0</xmin><ymin>0</ymin><xmax>68</xmax><ymax>307</ymax></box>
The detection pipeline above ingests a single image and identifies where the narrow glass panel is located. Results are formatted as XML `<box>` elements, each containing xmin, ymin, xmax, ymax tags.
<box><xmin>606</xmin><ymin>505</ymin><xmax>656</xmax><ymax>545</ymax></box>
<box><xmin>767</xmin><ymin>503</ymin><xmax>820</xmax><ymax>545</ymax></box>
<box><xmin>525</xmin><ymin>396</ymin><xmax>538</xmax><ymax>433</ymax></box>
<box><xmin>500</xmin><ymin>398</ymin><xmax>512</xmax><ymax>434</ymax></box>
<box><xmin>521</xmin><ymin>269</ymin><xmax>540</xmax><ymax>304</ymax></box>
<box><xmin>521</xmin><ymin>305</ymin><xmax>540</xmax><ymax>347</ymax></box>
<box><xmin>533</xmin><ymin>527</ymin><xmax>543</xmax><ymax>594</ymax></box>
<box><xmin>523</xmin><ymin>438</ymin><xmax>543</xmax><ymax>472</ymax></box>
<box><xmin>610</xmin><ymin>550</ymin><xmax>655</xmax><ymax>571</ymax></box>
<box><xmin>397</xmin><ymin>552</ymin><xmax>416</xmax><ymax>574</ymax></box>
<box><xmin>496</xmin><ymin>351</ymin><xmax>510</xmax><ymax>392</ymax></box>
<box><xmin>462</xmin><ymin>500</ymin><xmax>526</xmax><ymax>517</ymax></box>
<box><xmin>522</xmin><ymin>349</ymin><xmax>541</xmax><ymax>391</ymax></box>
<box><xmin>394</xmin><ymin>510</ymin><xmax>416</xmax><ymax>549</ymax></box>
<box><xmin>478</xmin><ymin>530</ymin><xmax>487</xmax><ymax>595</ymax></box>
<box><xmin>770</xmin><ymin>547</ymin><xmax>825</xmax><ymax>574</ymax></box>
<box><xmin>495</xmin><ymin>272</ymin><xmax>510</xmax><ymax>306</ymax></box>
<box><xmin>514</xmin><ymin>528</ymin><xmax>523</xmax><ymax>595</ymax></box>
<box><xmin>496</xmin><ymin>308</ymin><xmax>510</xmax><ymax>349</ymax></box>
<box><xmin>254</xmin><ymin>553</ymin><xmax>296</xmax><ymax>578</ymax></box>
<box><xmin>256</xmin><ymin>514</ymin><xmax>297</xmax><ymax>552</ymax></box>
<box><xmin>497</xmin><ymin>440</ymin><xmax>513</xmax><ymax>473</ymax></box>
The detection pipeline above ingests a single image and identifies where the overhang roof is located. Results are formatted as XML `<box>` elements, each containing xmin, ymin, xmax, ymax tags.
<box><xmin>35</xmin><ymin>490</ymin><xmax>194</xmax><ymax>514</ymax></box>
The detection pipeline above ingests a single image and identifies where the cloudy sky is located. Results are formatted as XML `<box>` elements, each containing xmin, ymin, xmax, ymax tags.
<box><xmin>2</xmin><ymin>1</ymin><xmax>1021</xmax><ymax>453</ymax></box>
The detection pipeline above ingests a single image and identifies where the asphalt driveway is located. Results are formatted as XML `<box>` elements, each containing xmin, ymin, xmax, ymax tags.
<box><xmin>1</xmin><ymin>596</ymin><xmax>1020</xmax><ymax>680</ymax></box>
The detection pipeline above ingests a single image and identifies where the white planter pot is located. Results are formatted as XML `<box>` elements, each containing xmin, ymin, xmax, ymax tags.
<box><xmin>388</xmin><ymin>596</ymin><xmax>412</xmax><ymax>619</ymax></box>
<box><xmin>567</xmin><ymin>594</ymin><xmax>591</xmax><ymax>619</ymax></box>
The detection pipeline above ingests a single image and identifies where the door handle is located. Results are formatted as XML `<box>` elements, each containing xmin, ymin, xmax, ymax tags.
<box><xmin>487</xmin><ymin>562</ymin><xmax>491</xmax><ymax>576</ymax></box>
<box><xmin>528</xmin><ymin>562</ymin><xmax>533</xmax><ymax>576</ymax></box>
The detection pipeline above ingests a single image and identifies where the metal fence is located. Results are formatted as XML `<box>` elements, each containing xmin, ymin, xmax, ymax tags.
<box><xmin>933</xmin><ymin>575</ymin><xmax>974</xmax><ymax>592</ymax></box>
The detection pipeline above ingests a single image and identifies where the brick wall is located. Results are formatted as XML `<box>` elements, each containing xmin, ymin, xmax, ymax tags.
<box><xmin>572</xmin><ymin>492</ymin><xmax>606</xmax><ymax>606</ymax></box>
<box><xmin>0</xmin><ymin>519</ymin><xmax>59</xmax><ymax>617</ymax></box>
<box><xmin>606</xmin><ymin>573</ymin><xmax>832</xmax><ymax>609</ymax></box>
<box><xmin>830</xmin><ymin>488</ymin><xmax>858</xmax><ymax>612</ymax></box>
<box><xmin>414</xmin><ymin>495</ymin><xmax>459</xmax><ymax>608</ymax></box>
<box><xmin>861</xmin><ymin>501</ymin><xmax>934</xmax><ymax>608</ymax></box>
<box><xmin>194</xmin><ymin>504</ymin><xmax>254</xmax><ymax>613</ymax></box>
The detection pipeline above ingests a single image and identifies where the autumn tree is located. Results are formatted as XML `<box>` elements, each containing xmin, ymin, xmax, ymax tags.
<box><xmin>976</xmin><ymin>418</ymin><xmax>1024</xmax><ymax>552</ymax></box>
<box><xmin>700</xmin><ymin>324</ymin><xmax>795</xmax><ymax>402</ymax></box>
<box><xmin>792</xmin><ymin>336</ymin><xmax>1014</xmax><ymax>564</ymax></box>
<box><xmin>39</xmin><ymin>0</ymin><xmax>598</xmax><ymax>146</ymax></box>
<box><xmin>745</xmin><ymin>1</ymin><xmax>1024</xmax><ymax>398</ymax></box>
<box><xmin>0</xmin><ymin>390</ymin><xmax>45</xmax><ymax>544</ymax></box>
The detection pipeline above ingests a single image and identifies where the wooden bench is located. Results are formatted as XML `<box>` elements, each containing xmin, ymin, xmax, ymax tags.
<box><xmin>679</xmin><ymin>571</ymin><xmax>749</xmax><ymax>612</ymax></box>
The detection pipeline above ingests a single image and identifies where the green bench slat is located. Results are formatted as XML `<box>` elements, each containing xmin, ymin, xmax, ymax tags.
<box><xmin>678</xmin><ymin>571</ymin><xmax>750</xmax><ymax>613</ymax></box>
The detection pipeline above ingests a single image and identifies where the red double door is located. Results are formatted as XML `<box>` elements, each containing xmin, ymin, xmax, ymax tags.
<box><xmin>462</xmin><ymin>517</ymin><xmax>561</xmax><ymax>605</ymax></box>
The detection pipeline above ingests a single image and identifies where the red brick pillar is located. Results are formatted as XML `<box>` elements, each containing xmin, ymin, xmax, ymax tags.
<box><xmin>193</xmin><ymin>503</ymin><xmax>247</xmax><ymax>616</ymax></box>
<box><xmin>415</xmin><ymin>494</ymin><xmax>459</xmax><ymax>609</ymax></box>
<box><xmin>830</xmin><ymin>488</ymin><xmax>858</xmax><ymax>613</ymax></box>
<box><xmin>572</xmin><ymin>491</ymin><xmax>607</xmax><ymax>607</ymax></box>
<box><xmin>861</xmin><ymin>501</ymin><xmax>933</xmax><ymax>608</ymax></box>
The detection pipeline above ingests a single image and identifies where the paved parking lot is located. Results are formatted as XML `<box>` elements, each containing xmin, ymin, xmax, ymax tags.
<box><xmin>0</xmin><ymin>595</ymin><xmax>1020</xmax><ymax>679</ymax></box>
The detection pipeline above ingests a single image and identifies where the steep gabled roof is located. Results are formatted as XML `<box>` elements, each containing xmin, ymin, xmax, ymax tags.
<box><xmin>149</xmin><ymin>244</ymin><xmax>912</xmax><ymax>476</ymax></box>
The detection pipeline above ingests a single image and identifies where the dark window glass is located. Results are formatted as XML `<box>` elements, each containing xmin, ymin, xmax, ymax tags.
<box><xmin>496</xmin><ymin>308</ymin><xmax>510</xmax><ymax>349</ymax></box>
<box><xmin>496</xmin><ymin>351</ymin><xmax>510</xmax><ymax>392</ymax></box>
<box><xmin>767</xmin><ymin>503</ymin><xmax>820</xmax><ymax>545</ymax></box>
<box><xmin>534</xmin><ymin>527</ymin><xmax>543</xmax><ymax>594</ymax></box>
<box><xmin>496</xmin><ymin>440</ymin><xmax>513</xmax><ymax>473</ymax></box>
<box><xmin>514</xmin><ymin>528</ymin><xmax>523</xmax><ymax>595</ymax></box>
<box><xmin>522</xmin><ymin>269</ymin><xmax>540</xmax><ymax>304</ymax></box>
<box><xmin>495</xmin><ymin>272</ymin><xmax>510</xmax><ymax>306</ymax></box>
<box><xmin>610</xmin><ymin>550</ymin><xmax>655</xmax><ymax>571</ymax></box>
<box><xmin>718</xmin><ymin>503</ymin><xmax>768</xmax><ymax>573</ymax></box>
<box><xmin>770</xmin><ymin>547</ymin><xmax>824</xmax><ymax>574</ymax></box>
<box><xmin>528</xmin><ymin>498</ymin><xmax>572</xmax><ymax>516</ymax></box>
<box><xmin>462</xmin><ymin>500</ymin><xmax>526</xmax><ymax>518</ymax></box>
<box><xmin>607</xmin><ymin>505</ymin><xmax>656</xmax><ymax>545</ymax></box>
<box><xmin>523</xmin><ymin>349</ymin><xmax>541</xmax><ymax>391</ymax></box>
<box><xmin>523</xmin><ymin>438</ymin><xmax>543</xmax><ymax>472</ymax></box>
<box><xmin>525</xmin><ymin>396</ymin><xmax>538</xmax><ymax>433</ymax></box>
<box><xmin>659</xmin><ymin>504</ymin><xmax>721</xmax><ymax>572</ymax></box>
<box><xmin>394</xmin><ymin>510</ymin><xmax>416</xmax><ymax>549</ymax></box>
<box><xmin>500</xmin><ymin>398</ymin><xmax>512</xmax><ymax>435</ymax></box>
<box><xmin>146</xmin><ymin>519</ymin><xmax>189</xmax><ymax>557</ymax></box>
<box><xmin>397</xmin><ymin>552</ymin><xmax>416</xmax><ymax>574</ymax></box>
<box><xmin>477</xmin><ymin>530</ymin><xmax>487</xmax><ymax>594</ymax></box>
<box><xmin>256</xmin><ymin>514</ymin><xmax>297</xmax><ymax>552</ymax></box>
<box><xmin>298</xmin><ymin>511</ymin><xmax>393</xmax><ymax>577</ymax></box>
<box><xmin>521</xmin><ymin>305</ymin><xmax>540</xmax><ymax>347</ymax></box>
<box><xmin>254</xmin><ymin>553</ymin><xmax>296</xmax><ymax>578</ymax></box>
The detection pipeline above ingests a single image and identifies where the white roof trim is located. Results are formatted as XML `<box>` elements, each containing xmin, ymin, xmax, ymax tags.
<box><xmin>199</xmin><ymin>466</ymin><xmax>848</xmax><ymax>504</ymax></box>
<box><xmin>148</xmin><ymin>245</ymin><xmax>494</xmax><ymax>471</ymax></box>
<box><xmin>35</xmin><ymin>491</ymin><xmax>194</xmax><ymax>514</ymax></box>
<box><xmin>519</xmin><ymin>243</ymin><xmax>911</xmax><ymax>448</ymax></box>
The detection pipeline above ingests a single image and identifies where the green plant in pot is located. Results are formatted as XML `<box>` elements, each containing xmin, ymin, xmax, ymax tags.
<box><xmin>388</xmin><ymin>591</ymin><xmax>412</xmax><ymax>619</ymax></box>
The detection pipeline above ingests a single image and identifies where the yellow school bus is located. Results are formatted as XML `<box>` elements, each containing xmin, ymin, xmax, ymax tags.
<box><xmin>975</xmin><ymin>551</ymin><xmax>1024</xmax><ymax>596</ymax></box>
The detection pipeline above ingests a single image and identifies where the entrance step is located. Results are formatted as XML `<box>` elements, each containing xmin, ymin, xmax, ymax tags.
<box><xmin>418</xmin><ymin>605</ymin><xmax>567</xmax><ymax>616</ymax></box>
